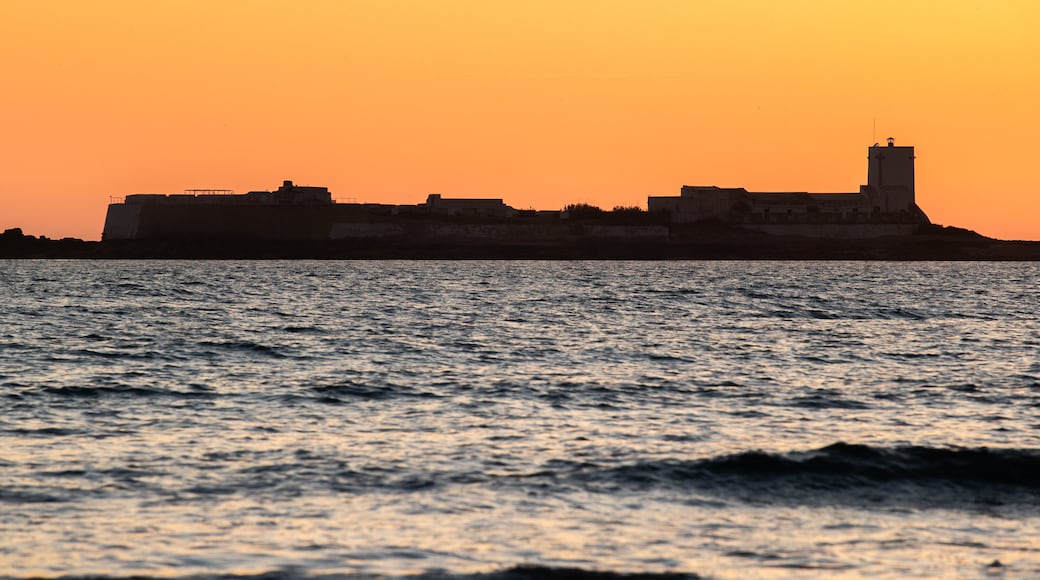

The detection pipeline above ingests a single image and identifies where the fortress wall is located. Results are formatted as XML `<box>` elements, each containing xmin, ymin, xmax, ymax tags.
<box><xmin>582</xmin><ymin>225</ymin><xmax>669</xmax><ymax>239</ymax></box>
<box><xmin>329</xmin><ymin>223</ymin><xmax>406</xmax><ymax>239</ymax></box>
<box><xmin>133</xmin><ymin>205</ymin><xmax>335</xmax><ymax>240</ymax></box>
<box><xmin>420</xmin><ymin>223</ymin><xmax>588</xmax><ymax>243</ymax></box>
<box><xmin>332</xmin><ymin>222</ymin><xmax>550</xmax><ymax>242</ymax></box>
<box><xmin>328</xmin><ymin>222</ymin><xmax>670</xmax><ymax>243</ymax></box>
<box><xmin>104</xmin><ymin>202</ymin><xmax>921</xmax><ymax>243</ymax></box>
<box><xmin>741</xmin><ymin>223</ymin><xmax>918</xmax><ymax>239</ymax></box>
<box><xmin>424</xmin><ymin>223</ymin><xmax>529</xmax><ymax>240</ymax></box>
<box><xmin>101</xmin><ymin>205</ymin><xmax>142</xmax><ymax>240</ymax></box>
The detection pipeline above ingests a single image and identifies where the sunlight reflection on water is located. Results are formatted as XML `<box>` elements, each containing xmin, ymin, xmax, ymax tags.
<box><xmin>1</xmin><ymin>260</ymin><xmax>1039</xmax><ymax>578</ymax></box>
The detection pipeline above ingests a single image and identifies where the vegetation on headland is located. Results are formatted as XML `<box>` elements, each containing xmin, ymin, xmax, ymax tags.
<box><xmin>562</xmin><ymin>203</ymin><xmax>645</xmax><ymax>216</ymax></box>
<box><xmin>561</xmin><ymin>203</ymin><xmax>660</xmax><ymax>224</ymax></box>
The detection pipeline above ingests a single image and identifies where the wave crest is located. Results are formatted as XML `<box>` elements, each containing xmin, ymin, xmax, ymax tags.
<box><xmin>563</xmin><ymin>443</ymin><xmax>1040</xmax><ymax>508</ymax></box>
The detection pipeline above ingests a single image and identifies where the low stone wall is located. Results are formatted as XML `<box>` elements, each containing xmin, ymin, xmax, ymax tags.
<box><xmin>103</xmin><ymin>202</ymin><xmax>919</xmax><ymax>243</ymax></box>
<box><xmin>329</xmin><ymin>223</ymin><xmax>406</xmax><ymax>239</ymax></box>
<box><xmin>582</xmin><ymin>225</ymin><xmax>669</xmax><ymax>239</ymax></box>
<box><xmin>741</xmin><ymin>223</ymin><xmax>918</xmax><ymax>239</ymax></box>
<box><xmin>329</xmin><ymin>222</ymin><xmax>671</xmax><ymax>243</ymax></box>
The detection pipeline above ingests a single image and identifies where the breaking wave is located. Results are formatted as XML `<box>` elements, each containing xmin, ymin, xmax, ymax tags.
<box><xmin>540</xmin><ymin>443</ymin><xmax>1040</xmax><ymax>509</ymax></box>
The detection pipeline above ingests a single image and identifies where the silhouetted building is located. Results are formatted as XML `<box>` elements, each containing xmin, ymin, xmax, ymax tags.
<box><xmin>122</xmin><ymin>181</ymin><xmax>332</xmax><ymax>207</ymax></box>
<box><xmin>103</xmin><ymin>182</ymin><xmax>519</xmax><ymax>240</ymax></box>
<box><xmin>102</xmin><ymin>142</ymin><xmax>931</xmax><ymax>243</ymax></box>
<box><xmin>647</xmin><ymin>139</ymin><xmax>929</xmax><ymax>236</ymax></box>
<box><xmin>104</xmin><ymin>181</ymin><xmax>336</xmax><ymax>240</ymax></box>
<box><xmin>422</xmin><ymin>194</ymin><xmax>517</xmax><ymax>217</ymax></box>
<box><xmin>867</xmin><ymin>138</ymin><xmax>915</xmax><ymax>213</ymax></box>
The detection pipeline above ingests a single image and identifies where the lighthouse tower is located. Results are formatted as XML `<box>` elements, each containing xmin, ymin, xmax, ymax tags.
<box><xmin>866</xmin><ymin>137</ymin><xmax>915</xmax><ymax>212</ymax></box>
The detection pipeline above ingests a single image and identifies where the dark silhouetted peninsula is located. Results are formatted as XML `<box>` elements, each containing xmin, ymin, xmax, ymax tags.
<box><xmin>4</xmin><ymin>140</ymin><xmax>1039</xmax><ymax>259</ymax></box>
<box><xmin>5</xmin><ymin>223</ymin><xmax>1040</xmax><ymax>260</ymax></box>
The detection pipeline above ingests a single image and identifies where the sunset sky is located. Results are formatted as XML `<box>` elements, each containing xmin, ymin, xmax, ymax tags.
<box><xmin>2</xmin><ymin>1</ymin><xmax>1037</xmax><ymax>241</ymax></box>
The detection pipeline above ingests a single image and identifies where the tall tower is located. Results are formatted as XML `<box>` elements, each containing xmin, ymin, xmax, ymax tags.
<box><xmin>866</xmin><ymin>137</ymin><xmax>915</xmax><ymax>212</ymax></box>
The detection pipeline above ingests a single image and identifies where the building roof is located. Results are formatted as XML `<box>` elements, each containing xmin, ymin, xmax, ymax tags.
<box><xmin>746</xmin><ymin>192</ymin><xmax>812</xmax><ymax>205</ymax></box>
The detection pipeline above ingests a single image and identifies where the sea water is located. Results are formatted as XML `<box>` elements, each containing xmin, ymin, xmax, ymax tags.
<box><xmin>1</xmin><ymin>260</ymin><xmax>1039</xmax><ymax>579</ymax></box>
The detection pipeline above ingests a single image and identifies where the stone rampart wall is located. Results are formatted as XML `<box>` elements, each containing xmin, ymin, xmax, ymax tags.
<box><xmin>102</xmin><ymin>203</ymin><xmax>919</xmax><ymax>242</ymax></box>
<box><xmin>742</xmin><ymin>223</ymin><xmax>918</xmax><ymax>239</ymax></box>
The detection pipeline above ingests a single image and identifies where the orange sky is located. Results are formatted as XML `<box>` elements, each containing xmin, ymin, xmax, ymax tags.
<box><xmin>2</xmin><ymin>0</ymin><xmax>1037</xmax><ymax>241</ymax></box>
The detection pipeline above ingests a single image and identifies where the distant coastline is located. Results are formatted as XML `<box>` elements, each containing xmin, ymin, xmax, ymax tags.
<box><xmin>10</xmin><ymin>141</ymin><xmax>1037</xmax><ymax>259</ymax></box>
<box><xmin>4</xmin><ymin>223</ymin><xmax>1040</xmax><ymax>260</ymax></box>
<box><xmin>100</xmin><ymin>143</ymin><xmax>928</xmax><ymax>245</ymax></box>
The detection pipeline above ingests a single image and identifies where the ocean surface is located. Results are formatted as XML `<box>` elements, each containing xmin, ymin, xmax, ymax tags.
<box><xmin>2</xmin><ymin>260</ymin><xmax>1040</xmax><ymax>579</ymax></box>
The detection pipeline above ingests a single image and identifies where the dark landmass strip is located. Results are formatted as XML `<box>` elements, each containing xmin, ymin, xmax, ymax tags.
<box><xmin>3</xmin><ymin>224</ymin><xmax>1039</xmax><ymax>260</ymax></box>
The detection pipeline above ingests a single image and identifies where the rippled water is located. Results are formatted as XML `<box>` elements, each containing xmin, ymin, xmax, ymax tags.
<box><xmin>2</xmin><ymin>260</ymin><xmax>1040</xmax><ymax>579</ymax></box>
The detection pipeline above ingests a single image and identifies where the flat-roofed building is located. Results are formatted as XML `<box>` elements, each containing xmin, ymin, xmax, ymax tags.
<box><xmin>648</xmin><ymin>139</ymin><xmax>927</xmax><ymax>229</ymax></box>
<box><xmin>423</xmin><ymin>194</ymin><xmax>517</xmax><ymax>217</ymax></box>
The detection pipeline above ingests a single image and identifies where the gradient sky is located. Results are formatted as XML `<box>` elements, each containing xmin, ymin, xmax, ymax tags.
<box><xmin>2</xmin><ymin>1</ymin><xmax>1037</xmax><ymax>241</ymax></box>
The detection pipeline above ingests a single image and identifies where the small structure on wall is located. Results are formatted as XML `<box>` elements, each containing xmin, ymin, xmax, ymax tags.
<box><xmin>422</xmin><ymin>194</ymin><xmax>517</xmax><ymax>217</ymax></box>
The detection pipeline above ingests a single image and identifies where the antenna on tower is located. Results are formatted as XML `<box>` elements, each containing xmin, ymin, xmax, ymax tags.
<box><xmin>872</xmin><ymin>117</ymin><xmax>876</xmax><ymax>145</ymax></box>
